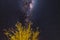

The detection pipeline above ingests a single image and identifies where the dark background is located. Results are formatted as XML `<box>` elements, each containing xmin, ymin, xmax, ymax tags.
<box><xmin>0</xmin><ymin>0</ymin><xmax>60</xmax><ymax>40</ymax></box>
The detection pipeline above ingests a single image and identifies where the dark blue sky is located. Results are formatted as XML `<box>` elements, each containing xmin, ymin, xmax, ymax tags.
<box><xmin>0</xmin><ymin>0</ymin><xmax>59</xmax><ymax>40</ymax></box>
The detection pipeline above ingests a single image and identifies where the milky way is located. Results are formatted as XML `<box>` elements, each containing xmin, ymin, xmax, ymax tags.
<box><xmin>18</xmin><ymin>0</ymin><xmax>35</xmax><ymax>25</ymax></box>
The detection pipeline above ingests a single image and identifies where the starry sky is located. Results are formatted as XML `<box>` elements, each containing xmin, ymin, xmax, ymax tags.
<box><xmin>0</xmin><ymin>0</ymin><xmax>60</xmax><ymax>40</ymax></box>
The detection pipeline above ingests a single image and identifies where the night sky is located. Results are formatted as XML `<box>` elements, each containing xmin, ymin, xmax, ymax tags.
<box><xmin>0</xmin><ymin>0</ymin><xmax>60</xmax><ymax>40</ymax></box>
